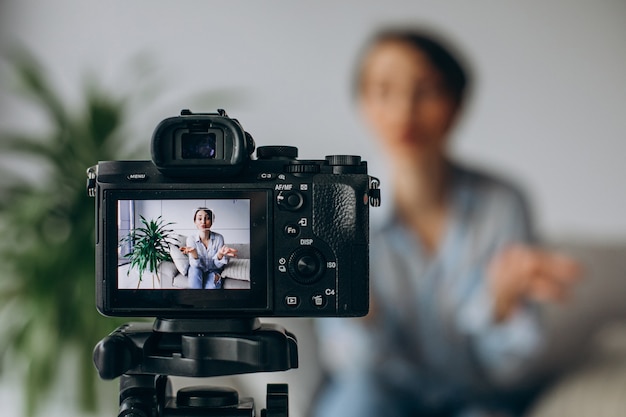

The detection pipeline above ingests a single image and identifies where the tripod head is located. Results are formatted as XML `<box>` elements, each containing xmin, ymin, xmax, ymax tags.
<box><xmin>93</xmin><ymin>318</ymin><xmax>297</xmax><ymax>416</ymax></box>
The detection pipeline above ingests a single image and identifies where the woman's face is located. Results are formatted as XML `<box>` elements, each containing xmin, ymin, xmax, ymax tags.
<box><xmin>358</xmin><ymin>41</ymin><xmax>459</xmax><ymax>163</ymax></box>
<box><xmin>194</xmin><ymin>210</ymin><xmax>212</xmax><ymax>231</ymax></box>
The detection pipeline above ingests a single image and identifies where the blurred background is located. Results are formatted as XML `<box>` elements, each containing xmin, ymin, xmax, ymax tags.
<box><xmin>0</xmin><ymin>1</ymin><xmax>625</xmax><ymax>416</ymax></box>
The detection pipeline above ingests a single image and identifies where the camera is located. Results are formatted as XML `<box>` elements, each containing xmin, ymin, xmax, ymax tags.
<box><xmin>89</xmin><ymin>109</ymin><xmax>380</xmax><ymax>416</ymax></box>
<box><xmin>88</xmin><ymin>109</ymin><xmax>380</xmax><ymax>319</ymax></box>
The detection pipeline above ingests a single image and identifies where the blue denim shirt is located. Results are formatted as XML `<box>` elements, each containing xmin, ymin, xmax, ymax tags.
<box><xmin>186</xmin><ymin>231</ymin><xmax>228</xmax><ymax>272</ymax></box>
<box><xmin>314</xmin><ymin>163</ymin><xmax>544</xmax><ymax>416</ymax></box>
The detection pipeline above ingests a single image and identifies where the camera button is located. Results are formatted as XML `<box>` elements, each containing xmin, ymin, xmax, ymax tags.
<box><xmin>288</xmin><ymin>194</ymin><xmax>301</xmax><ymax>206</ymax></box>
<box><xmin>284</xmin><ymin>295</ymin><xmax>300</xmax><ymax>308</ymax></box>
<box><xmin>126</xmin><ymin>173</ymin><xmax>148</xmax><ymax>181</ymax></box>
<box><xmin>297</xmin><ymin>255</ymin><xmax>319</xmax><ymax>276</ymax></box>
<box><xmin>257</xmin><ymin>172</ymin><xmax>277</xmax><ymax>180</ymax></box>
<box><xmin>277</xmin><ymin>191</ymin><xmax>304</xmax><ymax>211</ymax></box>
<box><xmin>311</xmin><ymin>294</ymin><xmax>327</xmax><ymax>309</ymax></box>
<box><xmin>284</xmin><ymin>224</ymin><xmax>300</xmax><ymax>237</ymax></box>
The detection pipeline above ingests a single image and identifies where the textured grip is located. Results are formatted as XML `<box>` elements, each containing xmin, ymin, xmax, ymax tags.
<box><xmin>313</xmin><ymin>182</ymin><xmax>358</xmax><ymax>243</ymax></box>
<box><xmin>312</xmin><ymin>175</ymin><xmax>369</xmax><ymax>247</ymax></box>
<box><xmin>312</xmin><ymin>175</ymin><xmax>370</xmax><ymax>316</ymax></box>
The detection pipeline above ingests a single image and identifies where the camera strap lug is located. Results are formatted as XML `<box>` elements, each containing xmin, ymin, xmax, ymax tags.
<box><xmin>368</xmin><ymin>176</ymin><xmax>381</xmax><ymax>207</ymax></box>
<box><xmin>86</xmin><ymin>165</ymin><xmax>97</xmax><ymax>198</ymax></box>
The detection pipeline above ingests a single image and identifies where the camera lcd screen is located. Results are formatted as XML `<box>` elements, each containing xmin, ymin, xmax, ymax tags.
<box><xmin>104</xmin><ymin>190</ymin><xmax>270</xmax><ymax>315</ymax></box>
<box><xmin>118</xmin><ymin>198</ymin><xmax>252</xmax><ymax>290</ymax></box>
<box><xmin>181</xmin><ymin>132</ymin><xmax>217</xmax><ymax>159</ymax></box>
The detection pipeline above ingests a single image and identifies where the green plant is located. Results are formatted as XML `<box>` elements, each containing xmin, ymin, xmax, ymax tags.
<box><xmin>121</xmin><ymin>215</ymin><xmax>176</xmax><ymax>288</ymax></box>
<box><xmin>0</xmin><ymin>46</ymin><xmax>242</xmax><ymax>417</ymax></box>
<box><xmin>0</xmin><ymin>49</ymin><xmax>145</xmax><ymax>416</ymax></box>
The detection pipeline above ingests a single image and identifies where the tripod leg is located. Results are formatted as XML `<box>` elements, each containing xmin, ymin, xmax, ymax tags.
<box><xmin>262</xmin><ymin>384</ymin><xmax>289</xmax><ymax>417</ymax></box>
<box><xmin>118</xmin><ymin>374</ymin><xmax>157</xmax><ymax>417</ymax></box>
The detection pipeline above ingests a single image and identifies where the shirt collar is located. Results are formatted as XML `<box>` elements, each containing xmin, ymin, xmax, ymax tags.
<box><xmin>373</xmin><ymin>161</ymin><xmax>477</xmax><ymax>235</ymax></box>
<box><xmin>194</xmin><ymin>232</ymin><xmax>214</xmax><ymax>242</ymax></box>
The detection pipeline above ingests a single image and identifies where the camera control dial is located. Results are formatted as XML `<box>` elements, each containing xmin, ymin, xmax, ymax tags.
<box><xmin>285</xmin><ymin>163</ymin><xmax>320</xmax><ymax>174</ymax></box>
<box><xmin>256</xmin><ymin>146</ymin><xmax>298</xmax><ymax>159</ymax></box>
<box><xmin>288</xmin><ymin>247</ymin><xmax>325</xmax><ymax>284</ymax></box>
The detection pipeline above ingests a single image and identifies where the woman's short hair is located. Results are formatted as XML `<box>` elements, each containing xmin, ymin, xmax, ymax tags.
<box><xmin>354</xmin><ymin>26</ymin><xmax>471</xmax><ymax>105</ymax></box>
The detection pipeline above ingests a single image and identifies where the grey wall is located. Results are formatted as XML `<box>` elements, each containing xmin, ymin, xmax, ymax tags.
<box><xmin>133</xmin><ymin>199</ymin><xmax>251</xmax><ymax>243</ymax></box>
<box><xmin>1</xmin><ymin>1</ymin><xmax>625</xmax><ymax>416</ymax></box>
<box><xmin>1</xmin><ymin>1</ymin><xmax>625</xmax><ymax>240</ymax></box>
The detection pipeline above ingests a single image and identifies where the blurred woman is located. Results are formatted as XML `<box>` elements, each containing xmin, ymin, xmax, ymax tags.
<box><xmin>313</xmin><ymin>28</ymin><xmax>579</xmax><ymax>417</ymax></box>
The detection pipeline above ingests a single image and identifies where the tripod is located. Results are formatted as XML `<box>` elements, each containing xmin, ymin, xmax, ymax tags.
<box><xmin>93</xmin><ymin>317</ymin><xmax>298</xmax><ymax>416</ymax></box>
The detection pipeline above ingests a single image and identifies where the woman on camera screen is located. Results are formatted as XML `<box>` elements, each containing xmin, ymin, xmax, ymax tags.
<box><xmin>181</xmin><ymin>207</ymin><xmax>238</xmax><ymax>289</ymax></box>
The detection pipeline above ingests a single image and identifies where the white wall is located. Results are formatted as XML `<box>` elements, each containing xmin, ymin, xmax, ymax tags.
<box><xmin>1</xmin><ymin>1</ymin><xmax>625</xmax><ymax>416</ymax></box>
<box><xmin>1</xmin><ymin>0</ymin><xmax>625</xmax><ymax>241</ymax></box>
<box><xmin>133</xmin><ymin>199</ymin><xmax>251</xmax><ymax>243</ymax></box>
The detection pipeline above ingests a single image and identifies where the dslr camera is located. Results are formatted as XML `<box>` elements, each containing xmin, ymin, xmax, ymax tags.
<box><xmin>88</xmin><ymin>109</ymin><xmax>380</xmax><ymax>416</ymax></box>
<box><xmin>88</xmin><ymin>109</ymin><xmax>380</xmax><ymax>319</ymax></box>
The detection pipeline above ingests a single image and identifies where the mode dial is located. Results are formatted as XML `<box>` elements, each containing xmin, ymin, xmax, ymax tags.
<box><xmin>325</xmin><ymin>155</ymin><xmax>361</xmax><ymax>166</ymax></box>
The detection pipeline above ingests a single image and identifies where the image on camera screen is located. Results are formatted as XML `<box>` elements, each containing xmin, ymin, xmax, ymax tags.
<box><xmin>181</xmin><ymin>132</ymin><xmax>217</xmax><ymax>159</ymax></box>
<box><xmin>117</xmin><ymin>198</ymin><xmax>251</xmax><ymax>290</ymax></box>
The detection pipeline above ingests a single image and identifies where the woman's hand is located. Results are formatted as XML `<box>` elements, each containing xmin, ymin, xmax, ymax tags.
<box><xmin>180</xmin><ymin>246</ymin><xmax>198</xmax><ymax>259</ymax></box>
<box><xmin>488</xmin><ymin>244</ymin><xmax>582</xmax><ymax>322</ymax></box>
<box><xmin>217</xmin><ymin>245</ymin><xmax>238</xmax><ymax>260</ymax></box>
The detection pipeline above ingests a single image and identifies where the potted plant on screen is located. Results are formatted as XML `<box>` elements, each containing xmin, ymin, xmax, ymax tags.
<box><xmin>121</xmin><ymin>215</ymin><xmax>176</xmax><ymax>288</ymax></box>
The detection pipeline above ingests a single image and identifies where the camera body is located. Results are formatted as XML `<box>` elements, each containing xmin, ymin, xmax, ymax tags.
<box><xmin>89</xmin><ymin>110</ymin><xmax>379</xmax><ymax>319</ymax></box>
